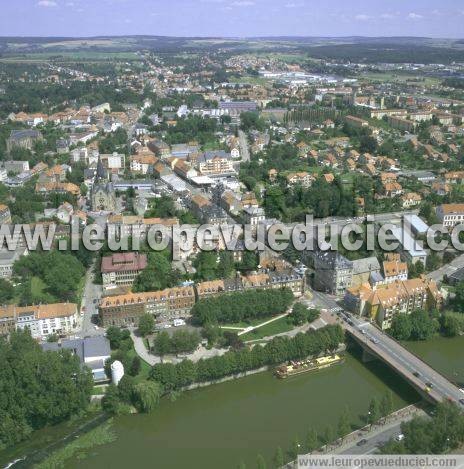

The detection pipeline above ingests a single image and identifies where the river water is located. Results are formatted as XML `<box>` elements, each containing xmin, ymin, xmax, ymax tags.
<box><xmin>3</xmin><ymin>336</ymin><xmax>463</xmax><ymax>469</ymax></box>
<box><xmin>67</xmin><ymin>347</ymin><xmax>420</xmax><ymax>469</ymax></box>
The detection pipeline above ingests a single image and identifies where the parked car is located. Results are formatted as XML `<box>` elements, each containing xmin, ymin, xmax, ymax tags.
<box><xmin>357</xmin><ymin>439</ymin><xmax>368</xmax><ymax>446</ymax></box>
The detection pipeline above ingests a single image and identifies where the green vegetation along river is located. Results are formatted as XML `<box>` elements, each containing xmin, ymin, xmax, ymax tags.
<box><xmin>65</xmin><ymin>347</ymin><xmax>419</xmax><ymax>469</ymax></box>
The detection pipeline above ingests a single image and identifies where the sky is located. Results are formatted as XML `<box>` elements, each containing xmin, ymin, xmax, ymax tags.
<box><xmin>0</xmin><ymin>0</ymin><xmax>463</xmax><ymax>38</ymax></box>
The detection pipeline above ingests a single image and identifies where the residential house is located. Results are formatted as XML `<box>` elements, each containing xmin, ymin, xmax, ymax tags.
<box><xmin>101</xmin><ymin>252</ymin><xmax>147</xmax><ymax>288</ymax></box>
<box><xmin>436</xmin><ymin>204</ymin><xmax>464</xmax><ymax>230</ymax></box>
<box><xmin>344</xmin><ymin>277</ymin><xmax>441</xmax><ymax>330</ymax></box>
<box><xmin>6</xmin><ymin>303</ymin><xmax>79</xmax><ymax>340</ymax></box>
<box><xmin>99</xmin><ymin>286</ymin><xmax>196</xmax><ymax>326</ymax></box>
<box><xmin>402</xmin><ymin>192</ymin><xmax>422</xmax><ymax>209</ymax></box>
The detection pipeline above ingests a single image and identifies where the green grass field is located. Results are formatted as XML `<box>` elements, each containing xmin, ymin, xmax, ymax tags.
<box><xmin>241</xmin><ymin>316</ymin><xmax>295</xmax><ymax>341</ymax></box>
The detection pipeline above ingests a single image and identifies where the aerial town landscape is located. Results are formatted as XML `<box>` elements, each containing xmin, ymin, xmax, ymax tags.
<box><xmin>1</xmin><ymin>1</ymin><xmax>464</xmax><ymax>468</ymax></box>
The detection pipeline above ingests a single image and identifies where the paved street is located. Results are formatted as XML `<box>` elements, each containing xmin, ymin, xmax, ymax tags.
<box><xmin>303</xmin><ymin>285</ymin><xmax>464</xmax><ymax>404</ymax></box>
<box><xmin>427</xmin><ymin>252</ymin><xmax>464</xmax><ymax>283</ymax></box>
<box><xmin>335</xmin><ymin>405</ymin><xmax>425</xmax><ymax>455</ymax></box>
<box><xmin>339</xmin><ymin>310</ymin><xmax>464</xmax><ymax>404</ymax></box>
<box><xmin>238</xmin><ymin>129</ymin><xmax>250</xmax><ymax>162</ymax></box>
<box><xmin>131</xmin><ymin>330</ymin><xmax>228</xmax><ymax>366</ymax></box>
<box><xmin>78</xmin><ymin>262</ymin><xmax>103</xmax><ymax>338</ymax></box>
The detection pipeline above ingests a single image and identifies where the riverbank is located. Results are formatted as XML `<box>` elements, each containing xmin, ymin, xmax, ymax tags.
<box><xmin>5</xmin><ymin>335</ymin><xmax>463</xmax><ymax>469</ymax></box>
<box><xmin>62</xmin><ymin>347</ymin><xmax>420</xmax><ymax>469</ymax></box>
<box><xmin>0</xmin><ymin>409</ymin><xmax>110</xmax><ymax>469</ymax></box>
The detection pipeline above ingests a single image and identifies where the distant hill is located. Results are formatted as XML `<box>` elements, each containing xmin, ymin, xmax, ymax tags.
<box><xmin>0</xmin><ymin>35</ymin><xmax>463</xmax><ymax>63</ymax></box>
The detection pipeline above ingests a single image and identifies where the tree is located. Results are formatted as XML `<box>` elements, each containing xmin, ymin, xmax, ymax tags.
<box><xmin>426</xmin><ymin>252</ymin><xmax>441</xmax><ymax>272</ymax></box>
<box><xmin>359</xmin><ymin>135</ymin><xmax>378</xmax><ymax>154</ymax></box>
<box><xmin>133</xmin><ymin>252</ymin><xmax>180</xmax><ymax>293</ymax></box>
<box><xmin>305</xmin><ymin>428</ymin><xmax>318</xmax><ymax>453</ymax></box>
<box><xmin>440</xmin><ymin>313</ymin><xmax>463</xmax><ymax>337</ymax></box>
<box><xmin>191</xmin><ymin>288</ymin><xmax>294</xmax><ymax>325</ymax></box>
<box><xmin>291</xmin><ymin>303</ymin><xmax>309</xmax><ymax>326</ymax></box>
<box><xmin>117</xmin><ymin>375</ymin><xmax>135</xmax><ymax>404</ymax></box>
<box><xmin>129</xmin><ymin>356</ymin><xmax>142</xmax><ymax>377</ymax></box>
<box><xmin>138</xmin><ymin>313</ymin><xmax>154</xmax><ymax>337</ymax></box>
<box><xmin>256</xmin><ymin>454</ymin><xmax>266</xmax><ymax>469</ymax></box>
<box><xmin>337</xmin><ymin>407</ymin><xmax>351</xmax><ymax>438</ymax></box>
<box><xmin>289</xmin><ymin>435</ymin><xmax>301</xmax><ymax>459</ymax></box>
<box><xmin>380</xmin><ymin>391</ymin><xmax>394</xmax><ymax>418</ymax></box>
<box><xmin>150</xmin><ymin>324</ymin><xmax>344</xmax><ymax>390</ymax></box>
<box><xmin>453</xmin><ymin>281</ymin><xmax>464</xmax><ymax>313</ymax></box>
<box><xmin>273</xmin><ymin>447</ymin><xmax>284</xmax><ymax>468</ymax></box>
<box><xmin>202</xmin><ymin>323</ymin><xmax>222</xmax><ymax>346</ymax></box>
<box><xmin>153</xmin><ymin>331</ymin><xmax>172</xmax><ymax>357</ymax></box>
<box><xmin>101</xmin><ymin>384</ymin><xmax>123</xmax><ymax>415</ymax></box>
<box><xmin>0</xmin><ymin>330</ymin><xmax>92</xmax><ymax>450</ymax></box>
<box><xmin>390</xmin><ymin>314</ymin><xmax>413</xmax><ymax>340</ymax></box>
<box><xmin>132</xmin><ymin>381</ymin><xmax>162</xmax><ymax>413</ymax></box>
<box><xmin>170</xmin><ymin>329</ymin><xmax>201</xmax><ymax>354</ymax></box>
<box><xmin>0</xmin><ymin>278</ymin><xmax>14</xmax><ymax>303</ymax></box>
<box><xmin>106</xmin><ymin>327</ymin><xmax>131</xmax><ymax>350</ymax></box>
<box><xmin>194</xmin><ymin>251</ymin><xmax>220</xmax><ymax>281</ymax></box>
<box><xmin>367</xmin><ymin>397</ymin><xmax>381</xmax><ymax>425</ymax></box>
<box><xmin>321</xmin><ymin>426</ymin><xmax>335</xmax><ymax>446</ymax></box>
<box><xmin>409</xmin><ymin>309</ymin><xmax>438</xmax><ymax>341</ymax></box>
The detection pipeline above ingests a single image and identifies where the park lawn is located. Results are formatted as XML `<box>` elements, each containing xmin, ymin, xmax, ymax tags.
<box><xmin>241</xmin><ymin>316</ymin><xmax>295</xmax><ymax>341</ymax></box>
<box><xmin>220</xmin><ymin>317</ymin><xmax>270</xmax><ymax>329</ymax></box>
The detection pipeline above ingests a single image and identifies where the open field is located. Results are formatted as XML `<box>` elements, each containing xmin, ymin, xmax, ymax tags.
<box><xmin>0</xmin><ymin>51</ymin><xmax>141</xmax><ymax>63</ymax></box>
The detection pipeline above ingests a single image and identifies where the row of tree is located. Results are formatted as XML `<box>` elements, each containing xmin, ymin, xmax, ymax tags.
<box><xmin>263</xmin><ymin>392</ymin><xmax>395</xmax><ymax>468</ymax></box>
<box><xmin>150</xmin><ymin>325</ymin><xmax>344</xmax><ymax>391</ymax></box>
<box><xmin>191</xmin><ymin>288</ymin><xmax>294</xmax><ymax>325</ymax></box>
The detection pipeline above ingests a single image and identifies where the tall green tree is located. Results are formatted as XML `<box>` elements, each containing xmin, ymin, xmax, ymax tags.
<box><xmin>380</xmin><ymin>391</ymin><xmax>394</xmax><ymax>418</ymax></box>
<box><xmin>138</xmin><ymin>313</ymin><xmax>154</xmax><ymax>337</ymax></box>
<box><xmin>367</xmin><ymin>397</ymin><xmax>381</xmax><ymax>425</ymax></box>
<box><xmin>338</xmin><ymin>407</ymin><xmax>351</xmax><ymax>437</ymax></box>
<box><xmin>273</xmin><ymin>447</ymin><xmax>284</xmax><ymax>468</ymax></box>
<box><xmin>153</xmin><ymin>331</ymin><xmax>172</xmax><ymax>357</ymax></box>
<box><xmin>305</xmin><ymin>429</ymin><xmax>318</xmax><ymax>453</ymax></box>
<box><xmin>256</xmin><ymin>454</ymin><xmax>266</xmax><ymax>469</ymax></box>
<box><xmin>132</xmin><ymin>381</ymin><xmax>162</xmax><ymax>413</ymax></box>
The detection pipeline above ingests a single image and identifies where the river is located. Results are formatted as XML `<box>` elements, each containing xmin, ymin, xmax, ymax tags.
<box><xmin>4</xmin><ymin>336</ymin><xmax>463</xmax><ymax>469</ymax></box>
<box><xmin>66</xmin><ymin>347</ymin><xmax>419</xmax><ymax>469</ymax></box>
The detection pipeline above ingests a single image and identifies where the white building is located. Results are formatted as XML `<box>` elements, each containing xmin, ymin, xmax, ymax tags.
<box><xmin>436</xmin><ymin>204</ymin><xmax>464</xmax><ymax>230</ymax></box>
<box><xmin>7</xmin><ymin>303</ymin><xmax>79</xmax><ymax>339</ymax></box>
